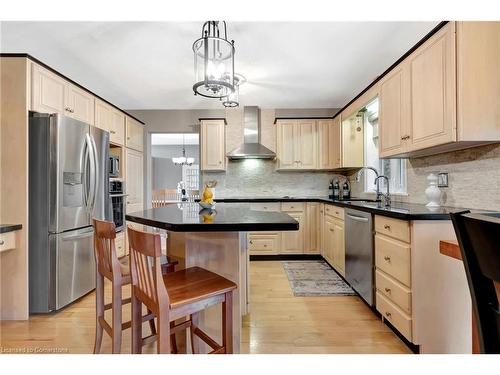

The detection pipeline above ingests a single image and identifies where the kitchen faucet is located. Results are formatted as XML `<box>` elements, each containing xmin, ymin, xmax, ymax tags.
<box><xmin>374</xmin><ymin>175</ymin><xmax>391</xmax><ymax>207</ymax></box>
<box><xmin>356</xmin><ymin>166</ymin><xmax>382</xmax><ymax>202</ymax></box>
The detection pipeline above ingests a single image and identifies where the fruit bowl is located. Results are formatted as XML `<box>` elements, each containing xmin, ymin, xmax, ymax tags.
<box><xmin>199</xmin><ymin>201</ymin><xmax>216</xmax><ymax>209</ymax></box>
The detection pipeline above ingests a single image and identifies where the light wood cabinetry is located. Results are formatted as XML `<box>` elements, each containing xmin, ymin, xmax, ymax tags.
<box><xmin>318</xmin><ymin>118</ymin><xmax>341</xmax><ymax>169</ymax></box>
<box><xmin>126</xmin><ymin>116</ymin><xmax>144</xmax><ymax>152</ymax></box>
<box><xmin>341</xmin><ymin>113</ymin><xmax>364</xmax><ymax>168</ymax></box>
<box><xmin>125</xmin><ymin>148</ymin><xmax>143</xmax><ymax>213</ymax></box>
<box><xmin>280</xmin><ymin>211</ymin><xmax>305</xmax><ymax>254</ymax></box>
<box><xmin>407</xmin><ymin>22</ymin><xmax>456</xmax><ymax>151</ymax></box>
<box><xmin>276</xmin><ymin>119</ymin><xmax>318</xmax><ymax>170</ymax></box>
<box><xmin>0</xmin><ymin>231</ymin><xmax>16</xmax><ymax>253</ymax></box>
<box><xmin>249</xmin><ymin>232</ymin><xmax>280</xmax><ymax>256</ymax></box>
<box><xmin>95</xmin><ymin>99</ymin><xmax>125</xmax><ymax>145</ymax></box>
<box><xmin>305</xmin><ymin>202</ymin><xmax>321</xmax><ymax>254</ymax></box>
<box><xmin>379</xmin><ymin>64</ymin><xmax>410</xmax><ymax>157</ymax></box>
<box><xmin>378</xmin><ymin>22</ymin><xmax>500</xmax><ymax>158</ymax></box>
<box><xmin>323</xmin><ymin>205</ymin><xmax>345</xmax><ymax>276</ymax></box>
<box><xmin>374</xmin><ymin>215</ymin><xmax>413</xmax><ymax>342</ymax></box>
<box><xmin>200</xmin><ymin>119</ymin><xmax>225</xmax><ymax>171</ymax></box>
<box><xmin>31</xmin><ymin>63</ymin><xmax>94</xmax><ymax>125</ymax></box>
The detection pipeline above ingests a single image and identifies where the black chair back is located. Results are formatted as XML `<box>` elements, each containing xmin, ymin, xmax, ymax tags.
<box><xmin>451</xmin><ymin>211</ymin><xmax>500</xmax><ymax>353</ymax></box>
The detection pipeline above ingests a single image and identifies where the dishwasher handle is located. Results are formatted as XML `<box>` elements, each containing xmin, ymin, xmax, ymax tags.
<box><xmin>346</xmin><ymin>213</ymin><xmax>369</xmax><ymax>223</ymax></box>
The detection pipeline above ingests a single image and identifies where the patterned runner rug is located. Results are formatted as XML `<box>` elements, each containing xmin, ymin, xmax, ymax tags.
<box><xmin>282</xmin><ymin>260</ymin><xmax>356</xmax><ymax>296</ymax></box>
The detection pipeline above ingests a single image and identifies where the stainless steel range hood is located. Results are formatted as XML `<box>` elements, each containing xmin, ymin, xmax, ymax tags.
<box><xmin>226</xmin><ymin>106</ymin><xmax>276</xmax><ymax>160</ymax></box>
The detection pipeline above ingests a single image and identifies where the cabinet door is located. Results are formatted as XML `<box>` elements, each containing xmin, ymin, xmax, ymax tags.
<box><xmin>201</xmin><ymin>120</ymin><xmax>225</xmax><ymax>171</ymax></box>
<box><xmin>457</xmin><ymin>21</ymin><xmax>500</xmax><ymax>141</ymax></box>
<box><xmin>276</xmin><ymin>120</ymin><xmax>297</xmax><ymax>169</ymax></box>
<box><xmin>408</xmin><ymin>22</ymin><xmax>456</xmax><ymax>151</ymax></box>
<box><xmin>296</xmin><ymin>120</ymin><xmax>317</xmax><ymax>169</ymax></box>
<box><xmin>110</xmin><ymin>109</ymin><xmax>125</xmax><ymax>145</ymax></box>
<box><xmin>126</xmin><ymin>117</ymin><xmax>144</xmax><ymax>152</ymax></box>
<box><xmin>319</xmin><ymin>204</ymin><xmax>325</xmax><ymax>257</ymax></box>
<box><xmin>379</xmin><ymin>65</ymin><xmax>409</xmax><ymax>157</ymax></box>
<box><xmin>332</xmin><ymin>116</ymin><xmax>342</xmax><ymax>169</ymax></box>
<box><xmin>125</xmin><ymin>148</ymin><xmax>143</xmax><ymax>211</ymax></box>
<box><xmin>333</xmin><ymin>218</ymin><xmax>345</xmax><ymax>277</ymax></box>
<box><xmin>318</xmin><ymin>119</ymin><xmax>341</xmax><ymax>169</ymax></box>
<box><xmin>280</xmin><ymin>212</ymin><xmax>304</xmax><ymax>254</ymax></box>
<box><xmin>323</xmin><ymin>217</ymin><xmax>336</xmax><ymax>266</ymax></box>
<box><xmin>95</xmin><ymin>99</ymin><xmax>111</xmax><ymax>132</ymax></box>
<box><xmin>65</xmin><ymin>84</ymin><xmax>94</xmax><ymax>125</ymax></box>
<box><xmin>341</xmin><ymin>114</ymin><xmax>364</xmax><ymax>168</ymax></box>
<box><xmin>305</xmin><ymin>202</ymin><xmax>320</xmax><ymax>254</ymax></box>
<box><xmin>31</xmin><ymin>63</ymin><xmax>67</xmax><ymax>114</ymax></box>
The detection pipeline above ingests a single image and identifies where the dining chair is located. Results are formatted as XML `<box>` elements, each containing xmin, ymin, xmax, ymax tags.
<box><xmin>127</xmin><ymin>225</ymin><xmax>237</xmax><ymax>354</ymax></box>
<box><xmin>450</xmin><ymin>211</ymin><xmax>500</xmax><ymax>353</ymax></box>
<box><xmin>92</xmin><ymin>219</ymin><xmax>178</xmax><ymax>353</ymax></box>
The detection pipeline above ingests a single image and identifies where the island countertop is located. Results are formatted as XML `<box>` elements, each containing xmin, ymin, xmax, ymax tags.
<box><xmin>125</xmin><ymin>202</ymin><xmax>299</xmax><ymax>232</ymax></box>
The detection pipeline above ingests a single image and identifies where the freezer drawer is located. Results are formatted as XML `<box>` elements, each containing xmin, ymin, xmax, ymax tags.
<box><xmin>51</xmin><ymin>227</ymin><xmax>96</xmax><ymax>310</ymax></box>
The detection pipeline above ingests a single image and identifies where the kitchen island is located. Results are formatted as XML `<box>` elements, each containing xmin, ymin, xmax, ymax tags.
<box><xmin>125</xmin><ymin>202</ymin><xmax>299</xmax><ymax>353</ymax></box>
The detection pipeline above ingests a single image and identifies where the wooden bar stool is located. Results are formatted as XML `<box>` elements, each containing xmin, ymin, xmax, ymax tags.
<box><xmin>92</xmin><ymin>219</ymin><xmax>178</xmax><ymax>354</ymax></box>
<box><xmin>127</xmin><ymin>226</ymin><xmax>237</xmax><ymax>354</ymax></box>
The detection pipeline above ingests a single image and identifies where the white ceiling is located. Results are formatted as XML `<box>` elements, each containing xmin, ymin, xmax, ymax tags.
<box><xmin>151</xmin><ymin>133</ymin><xmax>199</xmax><ymax>145</ymax></box>
<box><xmin>0</xmin><ymin>21</ymin><xmax>439</xmax><ymax>109</ymax></box>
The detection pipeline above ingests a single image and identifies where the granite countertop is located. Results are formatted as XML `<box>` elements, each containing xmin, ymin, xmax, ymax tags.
<box><xmin>213</xmin><ymin>196</ymin><xmax>476</xmax><ymax>220</ymax></box>
<box><xmin>125</xmin><ymin>202</ymin><xmax>299</xmax><ymax>232</ymax></box>
<box><xmin>0</xmin><ymin>224</ymin><xmax>22</xmax><ymax>234</ymax></box>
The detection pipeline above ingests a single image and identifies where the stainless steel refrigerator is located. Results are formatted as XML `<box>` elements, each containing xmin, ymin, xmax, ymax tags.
<box><xmin>29</xmin><ymin>112</ymin><xmax>110</xmax><ymax>313</ymax></box>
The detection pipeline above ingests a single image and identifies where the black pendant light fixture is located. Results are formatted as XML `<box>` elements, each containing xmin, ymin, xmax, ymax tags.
<box><xmin>192</xmin><ymin>21</ymin><xmax>235</xmax><ymax>99</ymax></box>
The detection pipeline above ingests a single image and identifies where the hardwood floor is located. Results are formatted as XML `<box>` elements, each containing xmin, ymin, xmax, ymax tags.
<box><xmin>0</xmin><ymin>261</ymin><xmax>410</xmax><ymax>354</ymax></box>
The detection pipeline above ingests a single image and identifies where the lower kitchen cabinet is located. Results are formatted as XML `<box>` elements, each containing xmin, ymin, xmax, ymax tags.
<box><xmin>305</xmin><ymin>202</ymin><xmax>321</xmax><ymax>254</ymax></box>
<box><xmin>322</xmin><ymin>206</ymin><xmax>345</xmax><ymax>276</ymax></box>
<box><xmin>374</xmin><ymin>215</ymin><xmax>413</xmax><ymax>342</ymax></box>
<box><xmin>248</xmin><ymin>232</ymin><xmax>280</xmax><ymax>256</ymax></box>
<box><xmin>125</xmin><ymin>147</ymin><xmax>144</xmax><ymax>213</ymax></box>
<box><xmin>280</xmin><ymin>211</ymin><xmax>305</xmax><ymax>254</ymax></box>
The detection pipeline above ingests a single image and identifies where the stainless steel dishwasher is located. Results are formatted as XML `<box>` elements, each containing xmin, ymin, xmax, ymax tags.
<box><xmin>345</xmin><ymin>208</ymin><xmax>374</xmax><ymax>306</ymax></box>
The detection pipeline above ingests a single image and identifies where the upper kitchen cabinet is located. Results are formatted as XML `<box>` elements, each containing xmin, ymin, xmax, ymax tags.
<box><xmin>378</xmin><ymin>22</ymin><xmax>500</xmax><ymax>158</ymax></box>
<box><xmin>457</xmin><ymin>22</ymin><xmax>500</xmax><ymax>141</ymax></box>
<box><xmin>341</xmin><ymin>112</ymin><xmax>364</xmax><ymax>169</ymax></box>
<box><xmin>126</xmin><ymin>116</ymin><xmax>144</xmax><ymax>152</ymax></box>
<box><xmin>276</xmin><ymin>119</ymin><xmax>318</xmax><ymax>170</ymax></box>
<box><xmin>407</xmin><ymin>22</ymin><xmax>456</xmax><ymax>151</ymax></box>
<box><xmin>31</xmin><ymin>63</ymin><xmax>94</xmax><ymax>125</ymax></box>
<box><xmin>200</xmin><ymin>119</ymin><xmax>226</xmax><ymax>171</ymax></box>
<box><xmin>379</xmin><ymin>63</ymin><xmax>410</xmax><ymax>157</ymax></box>
<box><xmin>317</xmin><ymin>118</ymin><xmax>341</xmax><ymax>170</ymax></box>
<box><xmin>125</xmin><ymin>147</ymin><xmax>144</xmax><ymax>213</ymax></box>
<box><xmin>95</xmin><ymin>99</ymin><xmax>125</xmax><ymax>145</ymax></box>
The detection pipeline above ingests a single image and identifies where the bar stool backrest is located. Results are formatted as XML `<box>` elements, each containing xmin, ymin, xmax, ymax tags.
<box><xmin>127</xmin><ymin>226</ymin><xmax>170</xmax><ymax>314</ymax></box>
<box><xmin>451</xmin><ymin>211</ymin><xmax>500</xmax><ymax>353</ymax></box>
<box><xmin>93</xmin><ymin>219</ymin><xmax>119</xmax><ymax>280</ymax></box>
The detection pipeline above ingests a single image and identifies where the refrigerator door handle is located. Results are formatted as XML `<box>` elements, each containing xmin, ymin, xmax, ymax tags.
<box><xmin>85</xmin><ymin>133</ymin><xmax>96</xmax><ymax>213</ymax></box>
<box><xmin>89</xmin><ymin>134</ymin><xmax>100</xmax><ymax>213</ymax></box>
<box><xmin>82</xmin><ymin>139</ymin><xmax>90</xmax><ymax>208</ymax></box>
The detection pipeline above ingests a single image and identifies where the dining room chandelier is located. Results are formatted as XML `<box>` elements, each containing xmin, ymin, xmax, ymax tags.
<box><xmin>172</xmin><ymin>135</ymin><xmax>195</xmax><ymax>166</ymax></box>
<box><xmin>192</xmin><ymin>21</ymin><xmax>235</xmax><ymax>99</ymax></box>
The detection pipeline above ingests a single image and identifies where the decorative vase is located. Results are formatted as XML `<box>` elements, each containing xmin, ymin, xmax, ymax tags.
<box><xmin>425</xmin><ymin>173</ymin><xmax>442</xmax><ymax>207</ymax></box>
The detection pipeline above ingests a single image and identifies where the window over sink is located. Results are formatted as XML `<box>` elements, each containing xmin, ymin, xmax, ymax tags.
<box><xmin>362</xmin><ymin>98</ymin><xmax>407</xmax><ymax>195</ymax></box>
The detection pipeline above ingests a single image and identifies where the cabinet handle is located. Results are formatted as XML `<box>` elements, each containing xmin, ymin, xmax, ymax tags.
<box><xmin>219</xmin><ymin>161</ymin><xmax>222</xmax><ymax>164</ymax></box>
<box><xmin>110</xmin><ymin>130</ymin><xmax>116</xmax><ymax>134</ymax></box>
<box><xmin>329</xmin><ymin>228</ymin><xmax>334</xmax><ymax>232</ymax></box>
<box><xmin>384</xmin><ymin>256</ymin><xmax>391</xmax><ymax>262</ymax></box>
<box><xmin>385</xmin><ymin>312</ymin><xmax>392</xmax><ymax>318</ymax></box>
<box><xmin>0</xmin><ymin>240</ymin><xmax>4</xmax><ymax>245</ymax></box>
<box><xmin>384</xmin><ymin>287</ymin><xmax>391</xmax><ymax>293</ymax></box>
<box><xmin>335</xmin><ymin>211</ymin><xmax>339</xmax><ymax>215</ymax></box>
<box><xmin>263</xmin><ymin>244</ymin><xmax>267</xmax><ymax>247</ymax></box>
<box><xmin>263</xmin><ymin>206</ymin><xmax>267</xmax><ymax>209</ymax></box>
<box><xmin>401</xmin><ymin>135</ymin><xmax>410</xmax><ymax>140</ymax></box>
<box><xmin>127</xmin><ymin>137</ymin><xmax>130</xmax><ymax>140</ymax></box>
<box><xmin>384</xmin><ymin>224</ymin><xmax>391</xmax><ymax>230</ymax></box>
<box><xmin>65</xmin><ymin>107</ymin><xmax>71</xmax><ymax>112</ymax></box>
<box><xmin>249</xmin><ymin>240</ymin><xmax>253</xmax><ymax>245</ymax></box>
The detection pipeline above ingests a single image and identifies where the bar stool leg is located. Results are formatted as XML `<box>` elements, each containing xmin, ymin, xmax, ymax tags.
<box><xmin>93</xmin><ymin>273</ymin><xmax>105</xmax><ymax>354</ymax></box>
<box><xmin>170</xmin><ymin>321</ymin><xmax>178</xmax><ymax>354</ymax></box>
<box><xmin>147</xmin><ymin>309</ymin><xmax>156</xmax><ymax>335</ymax></box>
<box><xmin>223</xmin><ymin>291</ymin><xmax>233</xmax><ymax>354</ymax></box>
<box><xmin>111</xmin><ymin>282</ymin><xmax>123</xmax><ymax>354</ymax></box>
<box><xmin>157</xmin><ymin>316</ymin><xmax>171</xmax><ymax>354</ymax></box>
<box><xmin>131</xmin><ymin>292</ymin><xmax>142</xmax><ymax>354</ymax></box>
<box><xmin>190</xmin><ymin>313</ymin><xmax>199</xmax><ymax>354</ymax></box>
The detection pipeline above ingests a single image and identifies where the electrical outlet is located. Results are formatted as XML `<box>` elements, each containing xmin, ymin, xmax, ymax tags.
<box><xmin>438</xmin><ymin>172</ymin><xmax>449</xmax><ymax>188</ymax></box>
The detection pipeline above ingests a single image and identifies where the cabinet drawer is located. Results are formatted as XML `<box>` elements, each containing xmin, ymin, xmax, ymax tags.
<box><xmin>115</xmin><ymin>232</ymin><xmax>126</xmax><ymax>258</ymax></box>
<box><xmin>281</xmin><ymin>202</ymin><xmax>305</xmax><ymax>212</ymax></box>
<box><xmin>0</xmin><ymin>231</ymin><xmax>16</xmax><ymax>253</ymax></box>
<box><xmin>375</xmin><ymin>234</ymin><xmax>411</xmax><ymax>287</ymax></box>
<box><xmin>376</xmin><ymin>291</ymin><xmax>412</xmax><ymax>342</ymax></box>
<box><xmin>324</xmin><ymin>205</ymin><xmax>344</xmax><ymax>220</ymax></box>
<box><xmin>250</xmin><ymin>203</ymin><xmax>281</xmax><ymax>212</ymax></box>
<box><xmin>375</xmin><ymin>215</ymin><xmax>410</xmax><ymax>243</ymax></box>
<box><xmin>249</xmin><ymin>233</ymin><xmax>280</xmax><ymax>255</ymax></box>
<box><xmin>375</xmin><ymin>269</ymin><xmax>412</xmax><ymax>314</ymax></box>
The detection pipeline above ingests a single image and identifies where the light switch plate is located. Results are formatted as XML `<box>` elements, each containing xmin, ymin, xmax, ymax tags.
<box><xmin>438</xmin><ymin>172</ymin><xmax>448</xmax><ymax>188</ymax></box>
